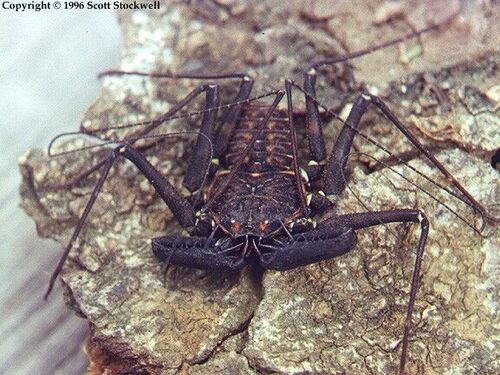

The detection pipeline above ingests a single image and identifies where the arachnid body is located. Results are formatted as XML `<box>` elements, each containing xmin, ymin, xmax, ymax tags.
<box><xmin>21</xmin><ymin>3</ymin><xmax>499</xmax><ymax>374</ymax></box>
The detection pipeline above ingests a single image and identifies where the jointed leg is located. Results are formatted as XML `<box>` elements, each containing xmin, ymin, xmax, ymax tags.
<box><xmin>99</xmin><ymin>70</ymin><xmax>248</xmax><ymax>80</ymax></box>
<box><xmin>285</xmin><ymin>80</ymin><xmax>309</xmax><ymax>213</ymax></box>
<box><xmin>321</xmin><ymin>93</ymin><xmax>496</xmax><ymax>225</ymax></box>
<box><xmin>183</xmin><ymin>84</ymin><xmax>220</xmax><ymax>192</ymax></box>
<box><xmin>323</xmin><ymin>94</ymin><xmax>369</xmax><ymax>194</ymax></box>
<box><xmin>47</xmin><ymin>84</ymin><xmax>220</xmax><ymax>190</ymax></box>
<box><xmin>304</xmin><ymin>70</ymin><xmax>326</xmax><ymax>162</ymax></box>
<box><xmin>185</xmin><ymin>78</ymin><xmax>255</xmax><ymax>195</ymax></box>
<box><xmin>283</xmin><ymin>81</ymin><xmax>333</xmax><ymax>215</ymax></box>
<box><xmin>318</xmin><ymin>209</ymin><xmax>429</xmax><ymax>374</ymax></box>
<box><xmin>45</xmin><ymin>144</ymin><xmax>194</xmax><ymax>298</ymax></box>
<box><xmin>301</xmin><ymin>10</ymin><xmax>459</xmax><ymax>164</ymax></box>
<box><xmin>120</xmin><ymin>145</ymin><xmax>194</xmax><ymax>227</ymax></box>
<box><xmin>48</xmin><ymin>70</ymin><xmax>253</xmax><ymax>191</ymax></box>
<box><xmin>97</xmin><ymin>70</ymin><xmax>254</xmax><ymax>162</ymax></box>
<box><xmin>213</xmin><ymin>77</ymin><xmax>254</xmax><ymax>157</ymax></box>
<box><xmin>299</xmin><ymin>11</ymin><xmax>479</xmax><ymax>200</ymax></box>
<box><xmin>368</xmin><ymin>95</ymin><xmax>496</xmax><ymax>224</ymax></box>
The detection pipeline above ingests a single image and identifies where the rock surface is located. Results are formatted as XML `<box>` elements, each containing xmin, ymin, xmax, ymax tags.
<box><xmin>19</xmin><ymin>1</ymin><xmax>498</xmax><ymax>374</ymax></box>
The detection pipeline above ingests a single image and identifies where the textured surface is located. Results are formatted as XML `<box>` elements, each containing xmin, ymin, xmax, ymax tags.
<box><xmin>244</xmin><ymin>149</ymin><xmax>498</xmax><ymax>374</ymax></box>
<box><xmin>19</xmin><ymin>1</ymin><xmax>499</xmax><ymax>374</ymax></box>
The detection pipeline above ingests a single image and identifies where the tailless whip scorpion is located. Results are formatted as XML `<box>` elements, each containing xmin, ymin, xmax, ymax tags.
<box><xmin>43</xmin><ymin>8</ymin><xmax>498</xmax><ymax>374</ymax></box>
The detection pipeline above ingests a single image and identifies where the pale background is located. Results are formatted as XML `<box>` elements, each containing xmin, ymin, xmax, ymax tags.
<box><xmin>0</xmin><ymin>11</ymin><xmax>121</xmax><ymax>374</ymax></box>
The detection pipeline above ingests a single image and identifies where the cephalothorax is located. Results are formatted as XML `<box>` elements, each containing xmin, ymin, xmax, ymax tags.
<box><xmin>44</xmin><ymin>13</ymin><xmax>496</xmax><ymax>375</ymax></box>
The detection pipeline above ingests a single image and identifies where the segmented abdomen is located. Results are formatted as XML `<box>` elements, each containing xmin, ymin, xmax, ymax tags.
<box><xmin>224</xmin><ymin>101</ymin><xmax>293</xmax><ymax>173</ymax></box>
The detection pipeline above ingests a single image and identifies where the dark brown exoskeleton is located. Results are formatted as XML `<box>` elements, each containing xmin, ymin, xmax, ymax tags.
<box><xmin>44</xmin><ymin>13</ymin><xmax>497</xmax><ymax>375</ymax></box>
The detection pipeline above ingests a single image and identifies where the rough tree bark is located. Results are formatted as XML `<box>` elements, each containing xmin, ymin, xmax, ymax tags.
<box><xmin>19</xmin><ymin>1</ymin><xmax>498</xmax><ymax>374</ymax></box>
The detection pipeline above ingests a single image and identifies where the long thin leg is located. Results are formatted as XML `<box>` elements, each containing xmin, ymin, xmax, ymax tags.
<box><xmin>47</xmin><ymin>84</ymin><xmax>216</xmax><ymax>190</ymax></box>
<box><xmin>292</xmin><ymin>80</ymin><xmax>497</xmax><ymax>232</ymax></box>
<box><xmin>99</xmin><ymin>70</ymin><xmax>248</xmax><ymax>80</ymax></box>
<box><xmin>318</xmin><ymin>209</ymin><xmax>429</xmax><ymax>375</ymax></box>
<box><xmin>369</xmin><ymin>95</ymin><xmax>497</xmax><ymax>224</ymax></box>
<box><xmin>183</xmin><ymin>84</ymin><xmax>220</xmax><ymax>192</ymax></box>
<box><xmin>45</xmin><ymin>150</ymin><xmax>116</xmax><ymax>298</ymax></box>
<box><xmin>120</xmin><ymin>145</ymin><xmax>194</xmax><ymax>227</ymax></box>
<box><xmin>301</xmin><ymin>10</ymin><xmax>458</xmax><ymax>167</ymax></box>
<box><xmin>285</xmin><ymin>80</ymin><xmax>308</xmax><ymax>214</ymax></box>
<box><xmin>323</xmin><ymin>94</ymin><xmax>369</xmax><ymax>194</ymax></box>
<box><xmin>98</xmin><ymin>74</ymin><xmax>255</xmax><ymax>162</ymax></box>
<box><xmin>213</xmin><ymin>77</ymin><xmax>254</xmax><ymax>157</ymax></box>
<box><xmin>304</xmin><ymin>70</ymin><xmax>326</xmax><ymax>162</ymax></box>
<box><xmin>97</xmin><ymin>70</ymin><xmax>253</xmax><ymax>162</ymax></box>
<box><xmin>307</xmin><ymin>9</ymin><xmax>458</xmax><ymax>70</ymax></box>
<box><xmin>189</xmin><ymin>78</ymin><xmax>254</xmax><ymax>209</ymax></box>
<box><xmin>45</xmin><ymin>144</ymin><xmax>194</xmax><ymax>299</ymax></box>
<box><xmin>323</xmin><ymin>93</ymin><xmax>497</xmax><ymax>225</ymax></box>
